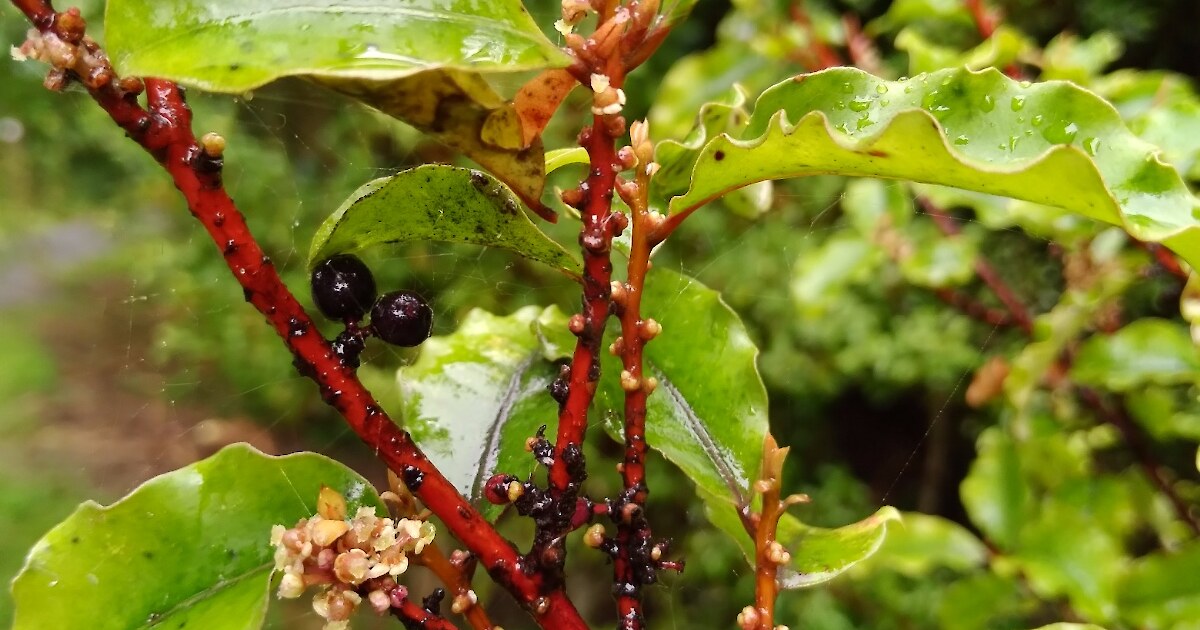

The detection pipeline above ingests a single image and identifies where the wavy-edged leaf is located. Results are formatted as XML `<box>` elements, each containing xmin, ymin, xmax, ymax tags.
<box><xmin>11</xmin><ymin>444</ymin><xmax>382</xmax><ymax>630</ymax></box>
<box><xmin>105</xmin><ymin>0</ymin><xmax>568</xmax><ymax>91</ymax></box>
<box><xmin>669</xmin><ymin>67</ymin><xmax>1200</xmax><ymax>267</ymax></box>
<box><xmin>308</xmin><ymin>165</ymin><xmax>580</xmax><ymax>279</ymax></box>
<box><xmin>652</xmin><ymin>84</ymin><xmax>773</xmax><ymax>217</ymax></box>
<box><xmin>704</xmin><ymin>495</ymin><xmax>901</xmax><ymax>589</ymax></box>
<box><xmin>105</xmin><ymin>1</ymin><xmax>569</xmax><ymax>213</ymax></box>
<box><xmin>397</xmin><ymin>306</ymin><xmax>571</xmax><ymax>521</ymax></box>
<box><xmin>596</xmin><ymin>268</ymin><xmax>768</xmax><ymax>512</ymax></box>
<box><xmin>1070</xmin><ymin>319</ymin><xmax>1200</xmax><ymax>391</ymax></box>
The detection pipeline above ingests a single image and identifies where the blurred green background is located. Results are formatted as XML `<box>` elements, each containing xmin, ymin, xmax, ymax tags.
<box><xmin>2</xmin><ymin>0</ymin><xmax>1198</xmax><ymax>628</ymax></box>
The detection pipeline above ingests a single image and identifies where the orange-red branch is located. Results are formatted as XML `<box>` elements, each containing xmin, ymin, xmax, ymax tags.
<box><xmin>10</xmin><ymin>3</ymin><xmax>585</xmax><ymax>626</ymax></box>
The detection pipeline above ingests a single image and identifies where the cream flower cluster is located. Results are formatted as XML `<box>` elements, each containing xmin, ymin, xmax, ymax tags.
<box><xmin>271</xmin><ymin>500</ymin><xmax>435</xmax><ymax>629</ymax></box>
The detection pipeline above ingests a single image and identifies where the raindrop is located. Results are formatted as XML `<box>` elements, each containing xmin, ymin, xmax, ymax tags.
<box><xmin>954</xmin><ymin>135</ymin><xmax>969</xmax><ymax>146</ymax></box>
<box><xmin>848</xmin><ymin>96</ymin><xmax>871</xmax><ymax>112</ymax></box>
<box><xmin>1041</xmin><ymin>121</ymin><xmax>1079</xmax><ymax>144</ymax></box>
<box><xmin>978</xmin><ymin>94</ymin><xmax>995</xmax><ymax>112</ymax></box>
<box><xmin>1031</xmin><ymin>114</ymin><xmax>1044</xmax><ymax>127</ymax></box>
<box><xmin>875</xmin><ymin>84</ymin><xmax>889</xmax><ymax>95</ymax></box>
<box><xmin>1010</xmin><ymin>95</ymin><xmax>1026</xmax><ymax>112</ymax></box>
<box><xmin>1083</xmin><ymin>137</ymin><xmax>1101</xmax><ymax>156</ymax></box>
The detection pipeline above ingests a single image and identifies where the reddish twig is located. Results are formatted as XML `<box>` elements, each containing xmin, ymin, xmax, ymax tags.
<box><xmin>739</xmin><ymin>435</ymin><xmax>807</xmax><ymax>630</ymax></box>
<box><xmin>841</xmin><ymin>13</ymin><xmax>884</xmax><ymax>76</ymax></box>
<box><xmin>10</xmin><ymin>3</ymin><xmax>585</xmax><ymax>626</ymax></box>
<box><xmin>607</xmin><ymin>121</ymin><xmax>667</xmax><ymax>628</ymax></box>
<box><xmin>789</xmin><ymin>1</ymin><xmax>845</xmax><ymax>70</ymax></box>
<box><xmin>1078</xmin><ymin>389</ymin><xmax>1200</xmax><ymax>535</ymax></box>
<box><xmin>392</xmin><ymin>597</ymin><xmax>459</xmax><ymax>630</ymax></box>
<box><xmin>964</xmin><ymin>0</ymin><xmax>999</xmax><ymax>39</ymax></box>
<box><xmin>934</xmin><ymin>288</ymin><xmax>1016</xmax><ymax>327</ymax></box>
<box><xmin>920</xmin><ymin>198</ymin><xmax>1035</xmax><ymax>335</ymax></box>
<box><xmin>1135</xmin><ymin>241</ymin><xmax>1189</xmax><ymax>280</ymax></box>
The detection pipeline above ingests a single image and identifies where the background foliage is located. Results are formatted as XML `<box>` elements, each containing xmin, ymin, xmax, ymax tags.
<box><xmin>2</xmin><ymin>0</ymin><xmax>1198</xmax><ymax>628</ymax></box>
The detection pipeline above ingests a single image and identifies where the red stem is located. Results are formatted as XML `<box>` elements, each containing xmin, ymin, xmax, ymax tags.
<box><xmin>10</xmin><ymin>3</ymin><xmax>586</xmax><ymax>626</ymax></box>
<box><xmin>393</xmin><ymin>599</ymin><xmax>458</xmax><ymax>630</ymax></box>
<box><xmin>921</xmin><ymin>198</ymin><xmax>1035</xmax><ymax>335</ymax></box>
<box><xmin>610</xmin><ymin>146</ymin><xmax>657</xmax><ymax>629</ymax></box>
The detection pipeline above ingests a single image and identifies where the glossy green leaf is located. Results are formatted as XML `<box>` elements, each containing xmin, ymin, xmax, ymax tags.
<box><xmin>705</xmin><ymin>495</ymin><xmax>901</xmax><ymax>589</ymax></box>
<box><xmin>104</xmin><ymin>1</ymin><xmax>569</xmax><ymax>211</ymax></box>
<box><xmin>104</xmin><ymin>0</ymin><xmax>568</xmax><ymax>92</ymax></box>
<box><xmin>870</xmin><ymin>511</ymin><xmax>988</xmax><ymax>576</ymax></box>
<box><xmin>669</xmin><ymin>67</ymin><xmax>1200</xmax><ymax>267</ymax></box>
<box><xmin>308</xmin><ymin>165</ymin><xmax>580</xmax><ymax>278</ymax></box>
<box><xmin>1117</xmin><ymin>541</ymin><xmax>1200</xmax><ymax>627</ymax></box>
<box><xmin>397</xmin><ymin>306</ymin><xmax>571</xmax><ymax>521</ymax></box>
<box><xmin>596</xmin><ymin>268</ymin><xmax>769</xmax><ymax>512</ymax></box>
<box><xmin>895</xmin><ymin>25</ymin><xmax>1033</xmax><ymax>76</ymax></box>
<box><xmin>11</xmin><ymin>444</ymin><xmax>383</xmax><ymax>630</ymax></box>
<box><xmin>1070</xmin><ymin>319</ymin><xmax>1200</xmax><ymax>391</ymax></box>
<box><xmin>1030</xmin><ymin>625</ymin><xmax>1108</xmax><ymax>630</ymax></box>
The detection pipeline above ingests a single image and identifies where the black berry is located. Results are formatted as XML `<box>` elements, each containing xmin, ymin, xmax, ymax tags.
<box><xmin>370</xmin><ymin>290</ymin><xmax>433</xmax><ymax>347</ymax></box>
<box><xmin>311</xmin><ymin>254</ymin><xmax>376</xmax><ymax>322</ymax></box>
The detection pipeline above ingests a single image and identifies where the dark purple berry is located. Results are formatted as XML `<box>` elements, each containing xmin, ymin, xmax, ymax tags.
<box><xmin>370</xmin><ymin>290</ymin><xmax>433</xmax><ymax>347</ymax></box>
<box><xmin>311</xmin><ymin>255</ymin><xmax>376</xmax><ymax>322</ymax></box>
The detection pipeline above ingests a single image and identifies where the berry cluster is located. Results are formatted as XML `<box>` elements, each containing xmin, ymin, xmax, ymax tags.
<box><xmin>310</xmin><ymin>254</ymin><xmax>433</xmax><ymax>366</ymax></box>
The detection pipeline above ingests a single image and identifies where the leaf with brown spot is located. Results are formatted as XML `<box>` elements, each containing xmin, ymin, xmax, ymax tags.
<box><xmin>514</xmin><ymin>68</ymin><xmax>579</xmax><ymax>148</ymax></box>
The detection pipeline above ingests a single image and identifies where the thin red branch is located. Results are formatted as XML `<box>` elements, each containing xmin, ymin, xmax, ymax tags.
<box><xmin>392</xmin><ymin>598</ymin><xmax>458</xmax><ymax>630</ymax></box>
<box><xmin>920</xmin><ymin>198</ymin><xmax>1035</xmax><ymax>335</ymax></box>
<box><xmin>789</xmin><ymin>1</ymin><xmax>845</xmax><ymax>70</ymax></box>
<box><xmin>10</xmin><ymin>3</ymin><xmax>586</xmax><ymax>626</ymax></box>
<box><xmin>608</xmin><ymin>123</ymin><xmax>659</xmax><ymax>629</ymax></box>
<box><xmin>1136</xmin><ymin>241</ymin><xmax>1189</xmax><ymax>280</ymax></box>
<box><xmin>1078</xmin><ymin>389</ymin><xmax>1200</xmax><ymax>535</ymax></box>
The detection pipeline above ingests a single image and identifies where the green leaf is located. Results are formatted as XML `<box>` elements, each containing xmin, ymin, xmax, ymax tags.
<box><xmin>1030</xmin><ymin>625</ymin><xmax>1108</xmax><ymax>630</ymax></box>
<box><xmin>870</xmin><ymin>511</ymin><xmax>988</xmax><ymax>576</ymax></box>
<box><xmin>104</xmin><ymin>1</ymin><xmax>569</xmax><ymax>211</ymax></box>
<box><xmin>308</xmin><ymin>165</ymin><xmax>580</xmax><ymax>279</ymax></box>
<box><xmin>961</xmin><ymin>427</ymin><xmax>1032</xmax><ymax>549</ymax></box>
<box><xmin>11</xmin><ymin>445</ymin><xmax>382</xmax><ymax>630</ymax></box>
<box><xmin>661</xmin><ymin>0</ymin><xmax>702</xmax><ymax>27</ymax></box>
<box><xmin>104</xmin><ymin>0</ymin><xmax>568</xmax><ymax>92</ymax></box>
<box><xmin>1070</xmin><ymin>319</ymin><xmax>1200</xmax><ymax>391</ymax></box>
<box><xmin>652</xmin><ymin>84</ymin><xmax>774</xmax><ymax>216</ymax></box>
<box><xmin>669</xmin><ymin>67</ymin><xmax>1200</xmax><ymax>267</ymax></box>
<box><xmin>774</xmin><ymin>506</ymin><xmax>901</xmax><ymax>588</ymax></box>
<box><xmin>1117</xmin><ymin>541</ymin><xmax>1200</xmax><ymax>627</ymax></box>
<box><xmin>596</xmin><ymin>269</ymin><xmax>769</xmax><ymax>511</ymax></box>
<box><xmin>397</xmin><ymin>306</ymin><xmax>571</xmax><ymax>521</ymax></box>
<box><xmin>545</xmin><ymin>147</ymin><xmax>589</xmax><ymax>174</ymax></box>
<box><xmin>705</xmin><ymin>496</ymin><xmax>901</xmax><ymax>588</ymax></box>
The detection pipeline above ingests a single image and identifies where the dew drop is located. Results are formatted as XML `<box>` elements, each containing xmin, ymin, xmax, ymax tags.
<box><xmin>978</xmin><ymin>94</ymin><xmax>995</xmax><ymax>112</ymax></box>
<box><xmin>841</xmin><ymin>82</ymin><xmax>854</xmax><ymax>94</ymax></box>
<box><xmin>1031</xmin><ymin>114</ymin><xmax>1044</xmax><ymax>127</ymax></box>
<box><xmin>954</xmin><ymin>135</ymin><xmax>970</xmax><ymax>146</ymax></box>
<box><xmin>1041</xmin><ymin>120</ymin><xmax>1079</xmax><ymax>144</ymax></box>
<box><xmin>1083</xmin><ymin>137</ymin><xmax>1101</xmax><ymax>156</ymax></box>
<box><xmin>875</xmin><ymin>84</ymin><xmax>889</xmax><ymax>94</ymax></box>
<box><xmin>1010</xmin><ymin>95</ymin><xmax>1026</xmax><ymax>112</ymax></box>
<box><xmin>848</xmin><ymin>96</ymin><xmax>871</xmax><ymax>112</ymax></box>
